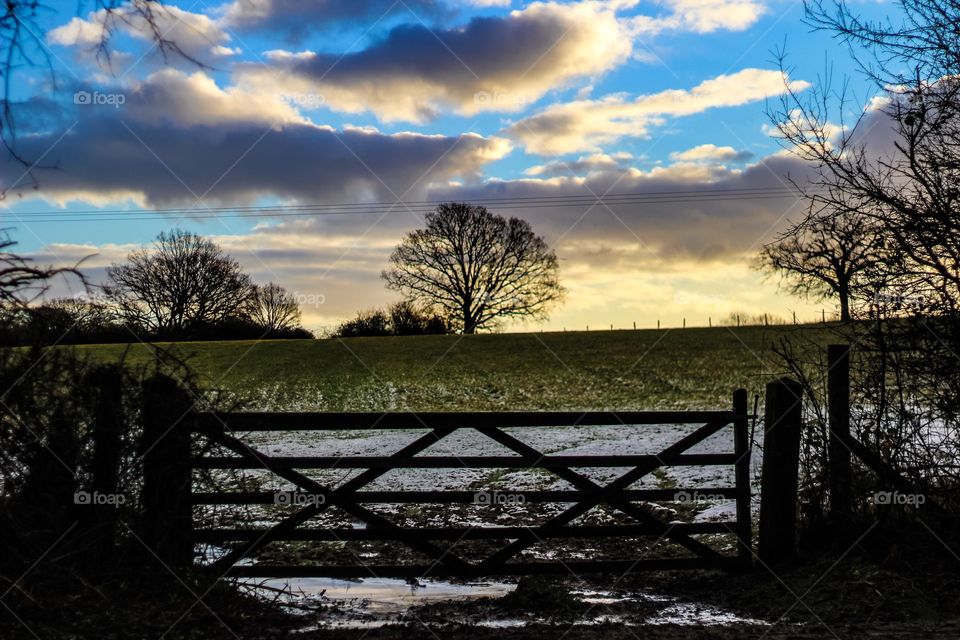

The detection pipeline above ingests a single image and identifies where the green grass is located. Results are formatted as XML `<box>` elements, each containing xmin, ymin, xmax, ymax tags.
<box><xmin>70</xmin><ymin>324</ymin><xmax>834</xmax><ymax>411</ymax></box>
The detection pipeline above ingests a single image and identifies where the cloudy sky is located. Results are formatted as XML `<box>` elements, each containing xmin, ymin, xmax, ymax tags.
<box><xmin>1</xmin><ymin>0</ymin><xmax>893</xmax><ymax>332</ymax></box>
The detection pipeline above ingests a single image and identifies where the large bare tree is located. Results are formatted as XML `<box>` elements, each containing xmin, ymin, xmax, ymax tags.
<box><xmin>106</xmin><ymin>230</ymin><xmax>253</xmax><ymax>338</ymax></box>
<box><xmin>382</xmin><ymin>203</ymin><xmax>565</xmax><ymax>333</ymax></box>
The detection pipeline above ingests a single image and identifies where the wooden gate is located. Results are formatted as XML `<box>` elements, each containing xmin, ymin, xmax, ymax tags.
<box><xmin>190</xmin><ymin>390</ymin><xmax>753</xmax><ymax>578</ymax></box>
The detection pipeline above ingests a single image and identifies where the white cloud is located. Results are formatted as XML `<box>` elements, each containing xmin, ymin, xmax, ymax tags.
<box><xmin>658</xmin><ymin>0</ymin><xmax>765</xmax><ymax>33</ymax></box>
<box><xmin>127</xmin><ymin>69</ymin><xmax>308</xmax><ymax>127</ymax></box>
<box><xmin>670</xmin><ymin>144</ymin><xmax>754</xmax><ymax>163</ymax></box>
<box><xmin>509</xmin><ymin>68</ymin><xmax>811</xmax><ymax>155</ymax></box>
<box><xmin>48</xmin><ymin>2</ymin><xmax>236</xmax><ymax>65</ymax></box>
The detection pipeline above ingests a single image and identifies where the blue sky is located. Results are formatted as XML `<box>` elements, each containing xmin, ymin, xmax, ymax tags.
<box><xmin>0</xmin><ymin>0</ymin><xmax>896</xmax><ymax>331</ymax></box>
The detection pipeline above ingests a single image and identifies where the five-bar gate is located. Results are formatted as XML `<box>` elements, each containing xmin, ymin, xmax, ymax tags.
<box><xmin>190</xmin><ymin>389</ymin><xmax>753</xmax><ymax>578</ymax></box>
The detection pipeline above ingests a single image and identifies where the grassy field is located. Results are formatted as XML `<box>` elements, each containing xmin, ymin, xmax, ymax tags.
<box><xmin>72</xmin><ymin>324</ymin><xmax>837</xmax><ymax>411</ymax></box>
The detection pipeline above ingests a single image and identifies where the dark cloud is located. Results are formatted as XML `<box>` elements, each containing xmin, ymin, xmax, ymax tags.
<box><xmin>240</xmin><ymin>2</ymin><xmax>632</xmax><ymax>122</ymax></box>
<box><xmin>226</xmin><ymin>152</ymin><xmax>816</xmax><ymax>267</ymax></box>
<box><xmin>423</xmin><ymin>154</ymin><xmax>816</xmax><ymax>262</ymax></box>
<box><xmin>221</xmin><ymin>0</ymin><xmax>450</xmax><ymax>42</ymax></box>
<box><xmin>1</xmin><ymin>73</ymin><xmax>509</xmax><ymax>207</ymax></box>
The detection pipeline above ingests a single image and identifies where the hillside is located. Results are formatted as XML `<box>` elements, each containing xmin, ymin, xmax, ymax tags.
<box><xmin>72</xmin><ymin>324</ymin><xmax>839</xmax><ymax>411</ymax></box>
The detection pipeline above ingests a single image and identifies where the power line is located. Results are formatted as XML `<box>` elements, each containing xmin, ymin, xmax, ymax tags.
<box><xmin>0</xmin><ymin>185</ymin><xmax>821</xmax><ymax>224</ymax></box>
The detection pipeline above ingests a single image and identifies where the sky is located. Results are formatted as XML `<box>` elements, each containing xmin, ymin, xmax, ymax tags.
<box><xmin>0</xmin><ymin>0</ymin><xmax>897</xmax><ymax>333</ymax></box>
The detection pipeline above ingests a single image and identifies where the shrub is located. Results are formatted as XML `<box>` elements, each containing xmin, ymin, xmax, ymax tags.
<box><xmin>334</xmin><ymin>308</ymin><xmax>392</xmax><ymax>337</ymax></box>
<box><xmin>334</xmin><ymin>301</ymin><xmax>449</xmax><ymax>337</ymax></box>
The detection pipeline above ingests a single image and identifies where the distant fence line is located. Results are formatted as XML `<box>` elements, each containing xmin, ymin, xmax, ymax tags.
<box><xmin>559</xmin><ymin>310</ymin><xmax>839</xmax><ymax>333</ymax></box>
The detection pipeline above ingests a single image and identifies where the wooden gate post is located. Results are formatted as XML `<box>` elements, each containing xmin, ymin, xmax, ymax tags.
<box><xmin>732</xmin><ymin>389</ymin><xmax>752</xmax><ymax>567</ymax></box>
<box><xmin>827</xmin><ymin>345</ymin><xmax>852</xmax><ymax>528</ymax></box>
<box><xmin>758</xmin><ymin>377</ymin><xmax>803</xmax><ymax>565</ymax></box>
<box><xmin>139</xmin><ymin>374</ymin><xmax>194</xmax><ymax>569</ymax></box>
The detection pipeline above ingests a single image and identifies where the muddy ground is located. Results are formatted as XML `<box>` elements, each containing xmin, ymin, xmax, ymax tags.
<box><xmin>4</xmin><ymin>558</ymin><xmax>960</xmax><ymax>640</ymax></box>
<box><xmin>300</xmin><ymin>621</ymin><xmax>960</xmax><ymax>639</ymax></box>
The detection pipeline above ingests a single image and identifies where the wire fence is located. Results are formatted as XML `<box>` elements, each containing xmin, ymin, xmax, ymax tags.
<box><xmin>554</xmin><ymin>310</ymin><xmax>840</xmax><ymax>333</ymax></box>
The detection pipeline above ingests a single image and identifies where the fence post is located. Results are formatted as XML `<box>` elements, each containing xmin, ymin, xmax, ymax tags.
<box><xmin>139</xmin><ymin>374</ymin><xmax>194</xmax><ymax>569</ymax></box>
<box><xmin>87</xmin><ymin>365</ymin><xmax>124</xmax><ymax>565</ymax></box>
<box><xmin>828</xmin><ymin>344</ymin><xmax>852</xmax><ymax>528</ymax></box>
<box><xmin>758</xmin><ymin>377</ymin><xmax>804</xmax><ymax>565</ymax></box>
<box><xmin>733</xmin><ymin>389</ymin><xmax>752</xmax><ymax>567</ymax></box>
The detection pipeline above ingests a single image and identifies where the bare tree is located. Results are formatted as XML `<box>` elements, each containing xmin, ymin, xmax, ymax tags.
<box><xmin>772</xmin><ymin>0</ymin><xmax>960</xmax><ymax>316</ymax></box>
<box><xmin>106</xmin><ymin>230</ymin><xmax>253</xmax><ymax>338</ymax></box>
<box><xmin>245</xmin><ymin>282</ymin><xmax>302</xmax><ymax>332</ymax></box>
<box><xmin>41</xmin><ymin>297</ymin><xmax>112</xmax><ymax>329</ymax></box>
<box><xmin>767</xmin><ymin>0</ymin><xmax>960</xmax><ymax>497</ymax></box>
<box><xmin>382</xmin><ymin>203</ymin><xmax>565</xmax><ymax>333</ymax></box>
<box><xmin>758</xmin><ymin>211</ymin><xmax>886</xmax><ymax>320</ymax></box>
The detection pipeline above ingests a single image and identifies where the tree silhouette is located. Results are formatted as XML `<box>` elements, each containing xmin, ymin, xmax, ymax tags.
<box><xmin>106</xmin><ymin>230</ymin><xmax>252</xmax><ymax>338</ymax></box>
<box><xmin>245</xmin><ymin>282</ymin><xmax>301</xmax><ymax>332</ymax></box>
<box><xmin>759</xmin><ymin>212</ymin><xmax>886</xmax><ymax>321</ymax></box>
<box><xmin>382</xmin><ymin>202</ymin><xmax>565</xmax><ymax>333</ymax></box>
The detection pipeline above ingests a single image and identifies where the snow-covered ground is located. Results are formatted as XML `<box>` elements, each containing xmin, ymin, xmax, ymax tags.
<box><xmin>199</xmin><ymin>420</ymin><xmax>762</xmax><ymax>543</ymax></box>
<box><xmin>234</xmin><ymin>421</ymin><xmax>757</xmax><ymax>495</ymax></box>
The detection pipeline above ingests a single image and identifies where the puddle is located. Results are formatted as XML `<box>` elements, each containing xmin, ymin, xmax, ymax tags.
<box><xmin>243</xmin><ymin>576</ymin><xmax>516</xmax><ymax>628</ymax></box>
<box><xmin>250</xmin><ymin>576</ymin><xmax>515</xmax><ymax>611</ymax></box>
<box><xmin>244</xmin><ymin>577</ymin><xmax>771</xmax><ymax>629</ymax></box>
